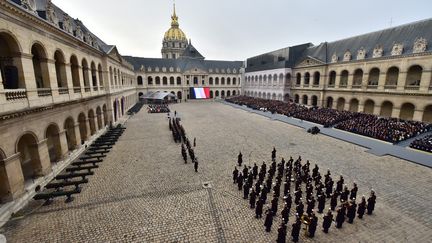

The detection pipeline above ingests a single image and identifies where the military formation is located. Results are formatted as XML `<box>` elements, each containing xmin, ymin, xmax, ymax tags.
<box><xmin>169</xmin><ymin>113</ymin><xmax>199</xmax><ymax>172</ymax></box>
<box><xmin>232</xmin><ymin>148</ymin><xmax>377</xmax><ymax>242</ymax></box>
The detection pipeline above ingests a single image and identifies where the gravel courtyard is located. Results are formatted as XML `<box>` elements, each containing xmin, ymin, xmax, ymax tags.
<box><xmin>2</xmin><ymin>101</ymin><xmax>432</xmax><ymax>243</ymax></box>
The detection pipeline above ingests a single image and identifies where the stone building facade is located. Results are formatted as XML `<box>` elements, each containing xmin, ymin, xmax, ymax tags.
<box><xmin>0</xmin><ymin>0</ymin><xmax>137</xmax><ymax>203</ymax></box>
<box><xmin>244</xmin><ymin>19</ymin><xmax>432</xmax><ymax>122</ymax></box>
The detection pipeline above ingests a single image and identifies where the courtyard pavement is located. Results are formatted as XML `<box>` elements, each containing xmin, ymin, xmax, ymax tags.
<box><xmin>1</xmin><ymin>101</ymin><xmax>432</xmax><ymax>242</ymax></box>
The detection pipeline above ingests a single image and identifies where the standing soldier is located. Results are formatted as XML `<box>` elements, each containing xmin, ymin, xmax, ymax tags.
<box><xmin>350</xmin><ymin>183</ymin><xmax>358</xmax><ymax>200</ymax></box>
<box><xmin>308</xmin><ymin>212</ymin><xmax>318</xmax><ymax>238</ymax></box>
<box><xmin>237</xmin><ymin>152</ymin><xmax>243</xmax><ymax>167</ymax></box>
<box><xmin>232</xmin><ymin>167</ymin><xmax>239</xmax><ymax>184</ymax></box>
<box><xmin>249</xmin><ymin>189</ymin><xmax>256</xmax><ymax>209</ymax></box>
<box><xmin>347</xmin><ymin>200</ymin><xmax>357</xmax><ymax>224</ymax></box>
<box><xmin>335</xmin><ymin>207</ymin><xmax>345</xmax><ymax>228</ymax></box>
<box><xmin>306</xmin><ymin>196</ymin><xmax>316</xmax><ymax>215</ymax></box>
<box><xmin>271</xmin><ymin>147</ymin><xmax>277</xmax><ymax>161</ymax></box>
<box><xmin>243</xmin><ymin>165</ymin><xmax>249</xmax><ymax>178</ymax></box>
<box><xmin>317</xmin><ymin>194</ymin><xmax>326</xmax><ymax>213</ymax></box>
<box><xmin>271</xmin><ymin>196</ymin><xmax>279</xmax><ymax>216</ymax></box>
<box><xmin>276</xmin><ymin>222</ymin><xmax>287</xmax><ymax>243</ymax></box>
<box><xmin>291</xmin><ymin>217</ymin><xmax>301</xmax><ymax>243</ymax></box>
<box><xmin>237</xmin><ymin>173</ymin><xmax>243</xmax><ymax>191</ymax></box>
<box><xmin>322</xmin><ymin>210</ymin><xmax>333</xmax><ymax>233</ymax></box>
<box><xmin>296</xmin><ymin>201</ymin><xmax>304</xmax><ymax>217</ymax></box>
<box><xmin>256</xmin><ymin>199</ymin><xmax>264</xmax><ymax>218</ymax></box>
<box><xmin>181</xmin><ymin>144</ymin><xmax>188</xmax><ymax>164</ymax></box>
<box><xmin>281</xmin><ymin>203</ymin><xmax>289</xmax><ymax>224</ymax></box>
<box><xmin>336</xmin><ymin>175</ymin><xmax>344</xmax><ymax>193</ymax></box>
<box><xmin>194</xmin><ymin>158</ymin><xmax>199</xmax><ymax>172</ymax></box>
<box><xmin>330</xmin><ymin>193</ymin><xmax>338</xmax><ymax>211</ymax></box>
<box><xmin>264</xmin><ymin>209</ymin><xmax>274</xmax><ymax>232</ymax></box>
<box><xmin>243</xmin><ymin>183</ymin><xmax>250</xmax><ymax>199</ymax></box>
<box><xmin>357</xmin><ymin>196</ymin><xmax>366</xmax><ymax>219</ymax></box>
<box><xmin>193</xmin><ymin>137</ymin><xmax>196</xmax><ymax>147</ymax></box>
<box><xmin>367</xmin><ymin>190</ymin><xmax>376</xmax><ymax>215</ymax></box>
<box><xmin>252</xmin><ymin>163</ymin><xmax>258</xmax><ymax>179</ymax></box>
<box><xmin>340</xmin><ymin>186</ymin><xmax>349</xmax><ymax>202</ymax></box>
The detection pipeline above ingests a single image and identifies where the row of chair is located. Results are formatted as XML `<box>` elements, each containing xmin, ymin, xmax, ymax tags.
<box><xmin>33</xmin><ymin>125</ymin><xmax>126</xmax><ymax>205</ymax></box>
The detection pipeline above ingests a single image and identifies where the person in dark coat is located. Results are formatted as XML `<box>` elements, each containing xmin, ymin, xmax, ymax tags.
<box><xmin>357</xmin><ymin>196</ymin><xmax>366</xmax><ymax>219</ymax></box>
<box><xmin>281</xmin><ymin>203</ymin><xmax>289</xmax><ymax>224</ymax></box>
<box><xmin>252</xmin><ymin>163</ymin><xmax>258</xmax><ymax>179</ymax></box>
<box><xmin>271</xmin><ymin>147</ymin><xmax>277</xmax><ymax>161</ymax></box>
<box><xmin>350</xmin><ymin>183</ymin><xmax>358</xmax><ymax>200</ymax></box>
<box><xmin>322</xmin><ymin>210</ymin><xmax>333</xmax><ymax>233</ymax></box>
<box><xmin>308</xmin><ymin>213</ymin><xmax>318</xmax><ymax>238</ymax></box>
<box><xmin>264</xmin><ymin>209</ymin><xmax>274</xmax><ymax>232</ymax></box>
<box><xmin>306</xmin><ymin>197</ymin><xmax>316</xmax><ymax>215</ymax></box>
<box><xmin>271</xmin><ymin>196</ymin><xmax>278</xmax><ymax>216</ymax></box>
<box><xmin>193</xmin><ymin>137</ymin><xmax>196</xmax><ymax>147</ymax></box>
<box><xmin>291</xmin><ymin>217</ymin><xmax>301</xmax><ymax>243</ymax></box>
<box><xmin>296</xmin><ymin>201</ymin><xmax>304</xmax><ymax>216</ymax></box>
<box><xmin>243</xmin><ymin>165</ymin><xmax>249</xmax><ymax>178</ymax></box>
<box><xmin>340</xmin><ymin>186</ymin><xmax>349</xmax><ymax>202</ymax></box>
<box><xmin>284</xmin><ymin>194</ymin><xmax>292</xmax><ymax>210</ymax></box>
<box><xmin>330</xmin><ymin>193</ymin><xmax>338</xmax><ymax>211</ymax></box>
<box><xmin>249</xmin><ymin>189</ymin><xmax>256</xmax><ymax>208</ymax></box>
<box><xmin>256</xmin><ymin>199</ymin><xmax>264</xmax><ymax>218</ymax></box>
<box><xmin>237</xmin><ymin>152</ymin><xmax>243</xmax><ymax>166</ymax></box>
<box><xmin>276</xmin><ymin>223</ymin><xmax>287</xmax><ymax>243</ymax></box>
<box><xmin>347</xmin><ymin>200</ymin><xmax>357</xmax><ymax>224</ymax></box>
<box><xmin>193</xmin><ymin>158</ymin><xmax>198</xmax><ymax>172</ymax></box>
<box><xmin>232</xmin><ymin>167</ymin><xmax>239</xmax><ymax>184</ymax></box>
<box><xmin>335</xmin><ymin>207</ymin><xmax>345</xmax><ymax>228</ymax></box>
<box><xmin>243</xmin><ymin>184</ymin><xmax>250</xmax><ymax>199</ymax></box>
<box><xmin>237</xmin><ymin>173</ymin><xmax>243</xmax><ymax>191</ymax></box>
<box><xmin>317</xmin><ymin>194</ymin><xmax>326</xmax><ymax>213</ymax></box>
<box><xmin>325</xmin><ymin>179</ymin><xmax>334</xmax><ymax>198</ymax></box>
<box><xmin>336</xmin><ymin>175</ymin><xmax>344</xmax><ymax>192</ymax></box>
<box><xmin>367</xmin><ymin>190</ymin><xmax>376</xmax><ymax>215</ymax></box>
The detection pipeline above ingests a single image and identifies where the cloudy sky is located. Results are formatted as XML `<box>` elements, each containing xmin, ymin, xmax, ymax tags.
<box><xmin>53</xmin><ymin>0</ymin><xmax>432</xmax><ymax>61</ymax></box>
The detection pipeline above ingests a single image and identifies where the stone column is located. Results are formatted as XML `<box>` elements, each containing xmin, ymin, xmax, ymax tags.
<box><xmin>46</xmin><ymin>58</ymin><xmax>60</xmax><ymax>97</ymax></box>
<box><xmin>396</xmin><ymin>71</ymin><xmax>408</xmax><ymax>91</ymax></box>
<box><xmin>420</xmin><ymin>69</ymin><xmax>432</xmax><ymax>92</ymax></box>
<box><xmin>35</xmin><ymin>139</ymin><xmax>51</xmax><ymax>176</ymax></box>
<box><xmin>78</xmin><ymin>65</ymin><xmax>85</xmax><ymax>94</ymax></box>
<box><xmin>377</xmin><ymin>72</ymin><xmax>386</xmax><ymax>90</ymax></box>
<box><xmin>65</xmin><ymin>63</ymin><xmax>74</xmax><ymax>99</ymax></box>
<box><xmin>0</xmin><ymin>153</ymin><xmax>25</xmax><ymax>202</ymax></box>
<box><xmin>58</xmin><ymin>130</ymin><xmax>69</xmax><ymax>158</ymax></box>
<box><xmin>392</xmin><ymin>106</ymin><xmax>401</xmax><ymax>118</ymax></box>
<box><xmin>413</xmin><ymin>109</ymin><xmax>424</xmax><ymax>121</ymax></box>
<box><xmin>347</xmin><ymin>73</ymin><xmax>354</xmax><ymax>89</ymax></box>
<box><xmin>20</xmin><ymin>53</ymin><xmax>38</xmax><ymax>100</ymax></box>
<box><xmin>335</xmin><ymin>73</ymin><xmax>341</xmax><ymax>87</ymax></box>
<box><xmin>85</xmin><ymin>118</ymin><xmax>91</xmax><ymax>138</ymax></box>
<box><xmin>74</xmin><ymin>123</ymin><xmax>83</xmax><ymax>146</ymax></box>
<box><xmin>362</xmin><ymin>72</ymin><xmax>369</xmax><ymax>90</ymax></box>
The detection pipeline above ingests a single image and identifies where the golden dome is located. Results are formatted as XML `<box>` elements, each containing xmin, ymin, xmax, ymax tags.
<box><xmin>163</xmin><ymin>4</ymin><xmax>187</xmax><ymax>42</ymax></box>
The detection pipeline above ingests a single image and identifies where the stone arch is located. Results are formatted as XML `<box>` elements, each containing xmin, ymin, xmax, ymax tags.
<box><xmin>363</xmin><ymin>99</ymin><xmax>375</xmax><ymax>114</ymax></box>
<box><xmin>64</xmin><ymin>117</ymin><xmax>77</xmax><ymax>151</ymax></box>
<box><xmin>96</xmin><ymin>106</ymin><xmax>103</xmax><ymax>130</ymax></box>
<box><xmin>45</xmin><ymin>123</ymin><xmax>62</xmax><ymax>163</ymax></box>
<box><xmin>0</xmin><ymin>147</ymin><xmax>10</xmax><ymax>201</ymax></box>
<box><xmin>233</xmin><ymin>90</ymin><xmax>236</xmax><ymax>96</ymax></box>
<box><xmin>400</xmin><ymin>103</ymin><xmax>415</xmax><ymax>120</ymax></box>
<box><xmin>296</xmin><ymin>73</ymin><xmax>301</xmax><ymax>85</ymax></box>
<box><xmin>353</xmin><ymin>69</ymin><xmax>363</xmax><ymax>86</ymax></box>
<box><xmin>221</xmin><ymin>77</ymin><xmax>225</xmax><ymax>85</ymax></box>
<box><xmin>279</xmin><ymin>73</ymin><xmax>284</xmax><ymax>86</ymax></box>
<box><xmin>227</xmin><ymin>77</ymin><xmax>231</xmax><ymax>85</ymax></box>
<box><xmin>313</xmin><ymin>72</ymin><xmax>320</xmax><ymax>85</ymax></box>
<box><xmin>102</xmin><ymin>104</ymin><xmax>108</xmax><ymax>126</ymax></box>
<box><xmin>16</xmin><ymin>132</ymin><xmax>42</xmax><ymax>181</ymax></box>
<box><xmin>177</xmin><ymin>91</ymin><xmax>182</xmax><ymax>100</ymax></box>
<box><xmin>54</xmin><ymin>50</ymin><xmax>67</xmax><ymax>88</ymax></box>
<box><xmin>406</xmin><ymin>65</ymin><xmax>423</xmax><ymax>86</ymax></box>
<box><xmin>31</xmin><ymin>42</ymin><xmax>50</xmax><ymax>89</ymax></box>
<box><xmin>0</xmin><ymin>31</ymin><xmax>25</xmax><ymax>89</ymax></box>
<box><xmin>121</xmin><ymin>97</ymin><xmax>125</xmax><ymax>116</ymax></box>
<box><xmin>215</xmin><ymin>90</ymin><xmax>220</xmax><ymax>97</ymax></box>
<box><xmin>284</xmin><ymin>93</ymin><xmax>290</xmax><ymax>102</ymax></box>
<box><xmin>109</xmin><ymin>66</ymin><xmax>113</xmax><ymax>86</ymax></box>
<box><xmin>169</xmin><ymin>76</ymin><xmax>174</xmax><ymax>85</ymax></box>
<box><xmin>227</xmin><ymin>90</ymin><xmax>231</xmax><ymax>97</ymax></box>
<box><xmin>215</xmin><ymin>77</ymin><xmax>219</xmax><ymax>85</ymax></box>
<box><xmin>302</xmin><ymin>95</ymin><xmax>308</xmax><ymax>105</ymax></box>
<box><xmin>221</xmin><ymin>90</ymin><xmax>225</xmax><ymax>98</ymax></box>
<box><xmin>272</xmin><ymin>93</ymin><xmax>276</xmax><ymax>100</ymax></box>
<box><xmin>368</xmin><ymin>67</ymin><xmax>380</xmax><ymax>85</ymax></box>
<box><xmin>210</xmin><ymin>90</ymin><xmax>214</xmax><ymax>98</ymax></box>
<box><xmin>380</xmin><ymin>101</ymin><xmax>393</xmax><ymax>117</ymax></box>
<box><xmin>336</xmin><ymin>97</ymin><xmax>346</xmax><ymax>111</ymax></box>
<box><xmin>90</xmin><ymin>61</ymin><xmax>97</xmax><ymax>88</ymax></box>
<box><xmin>177</xmin><ymin>76</ymin><xmax>181</xmax><ymax>85</ymax></box>
<box><xmin>285</xmin><ymin>73</ymin><xmax>291</xmax><ymax>86</ymax></box>
<box><xmin>294</xmin><ymin>94</ymin><xmax>299</xmax><ymax>103</ymax></box>
<box><xmin>137</xmin><ymin>76</ymin><xmax>143</xmax><ymax>85</ymax></box>
<box><xmin>267</xmin><ymin>92</ymin><xmax>271</xmax><ymax>100</ymax></box>
<box><xmin>385</xmin><ymin>66</ymin><xmax>399</xmax><ymax>86</ymax></box>
<box><xmin>349</xmin><ymin>98</ymin><xmax>359</xmax><ymax>112</ymax></box>
<box><xmin>422</xmin><ymin>105</ymin><xmax>432</xmax><ymax>123</ymax></box>
<box><xmin>304</xmin><ymin>72</ymin><xmax>310</xmax><ymax>85</ymax></box>
<box><xmin>155</xmin><ymin>76</ymin><xmax>161</xmax><ymax>85</ymax></box>
<box><xmin>209</xmin><ymin>77</ymin><xmax>213</xmax><ymax>85</ymax></box>
<box><xmin>78</xmin><ymin>112</ymin><xmax>88</xmax><ymax>143</ymax></box>
<box><xmin>340</xmin><ymin>70</ymin><xmax>349</xmax><ymax>86</ymax></box>
<box><xmin>311</xmin><ymin>95</ymin><xmax>318</xmax><ymax>106</ymax></box>
<box><xmin>328</xmin><ymin>71</ymin><xmax>336</xmax><ymax>86</ymax></box>
<box><xmin>81</xmin><ymin>58</ymin><xmax>90</xmax><ymax>88</ymax></box>
<box><xmin>326</xmin><ymin>97</ymin><xmax>334</xmax><ymax>108</ymax></box>
<box><xmin>98</xmin><ymin>63</ymin><xmax>104</xmax><ymax>87</ymax></box>
<box><xmin>147</xmin><ymin>76</ymin><xmax>153</xmax><ymax>85</ymax></box>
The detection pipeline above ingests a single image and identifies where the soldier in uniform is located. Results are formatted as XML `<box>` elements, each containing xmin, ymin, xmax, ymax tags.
<box><xmin>181</xmin><ymin>144</ymin><xmax>188</xmax><ymax>164</ymax></box>
<box><xmin>330</xmin><ymin>193</ymin><xmax>338</xmax><ymax>211</ymax></box>
<box><xmin>340</xmin><ymin>186</ymin><xmax>349</xmax><ymax>202</ymax></box>
<box><xmin>306</xmin><ymin>196</ymin><xmax>316</xmax><ymax>215</ymax></box>
<box><xmin>284</xmin><ymin>194</ymin><xmax>292</xmax><ymax>211</ymax></box>
<box><xmin>296</xmin><ymin>201</ymin><xmax>304</xmax><ymax>216</ymax></box>
<box><xmin>347</xmin><ymin>200</ymin><xmax>357</xmax><ymax>224</ymax></box>
<box><xmin>322</xmin><ymin>210</ymin><xmax>333</xmax><ymax>233</ymax></box>
<box><xmin>232</xmin><ymin>167</ymin><xmax>239</xmax><ymax>184</ymax></box>
<box><xmin>325</xmin><ymin>178</ymin><xmax>334</xmax><ymax>198</ymax></box>
<box><xmin>336</xmin><ymin>175</ymin><xmax>344</xmax><ymax>193</ymax></box>
<box><xmin>193</xmin><ymin>137</ymin><xmax>196</xmax><ymax>147</ymax></box>
<box><xmin>357</xmin><ymin>196</ymin><xmax>366</xmax><ymax>219</ymax></box>
<box><xmin>237</xmin><ymin>152</ymin><xmax>243</xmax><ymax>166</ymax></box>
<box><xmin>249</xmin><ymin>189</ymin><xmax>256</xmax><ymax>209</ymax></box>
<box><xmin>317</xmin><ymin>194</ymin><xmax>326</xmax><ymax>213</ymax></box>
<box><xmin>243</xmin><ymin>183</ymin><xmax>250</xmax><ymax>199</ymax></box>
<box><xmin>237</xmin><ymin>172</ymin><xmax>243</xmax><ymax>191</ymax></box>
<box><xmin>335</xmin><ymin>207</ymin><xmax>345</xmax><ymax>228</ymax></box>
<box><xmin>264</xmin><ymin>209</ymin><xmax>274</xmax><ymax>232</ymax></box>
<box><xmin>243</xmin><ymin>165</ymin><xmax>249</xmax><ymax>178</ymax></box>
<box><xmin>256</xmin><ymin>199</ymin><xmax>264</xmax><ymax>218</ymax></box>
<box><xmin>350</xmin><ymin>183</ymin><xmax>358</xmax><ymax>200</ymax></box>
<box><xmin>252</xmin><ymin>163</ymin><xmax>258</xmax><ymax>179</ymax></box>
<box><xmin>308</xmin><ymin>212</ymin><xmax>318</xmax><ymax>238</ymax></box>
<box><xmin>271</xmin><ymin>147</ymin><xmax>277</xmax><ymax>161</ymax></box>
<box><xmin>281</xmin><ymin>203</ymin><xmax>289</xmax><ymax>224</ymax></box>
<box><xmin>271</xmin><ymin>196</ymin><xmax>279</xmax><ymax>216</ymax></box>
<box><xmin>276</xmin><ymin>222</ymin><xmax>287</xmax><ymax>243</ymax></box>
<box><xmin>194</xmin><ymin>158</ymin><xmax>198</xmax><ymax>172</ymax></box>
<box><xmin>367</xmin><ymin>190</ymin><xmax>376</xmax><ymax>215</ymax></box>
<box><xmin>291</xmin><ymin>217</ymin><xmax>301</xmax><ymax>243</ymax></box>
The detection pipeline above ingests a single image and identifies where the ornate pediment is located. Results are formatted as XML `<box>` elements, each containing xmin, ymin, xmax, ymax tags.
<box><xmin>357</xmin><ymin>47</ymin><xmax>366</xmax><ymax>60</ymax></box>
<box><xmin>413</xmin><ymin>37</ymin><xmax>427</xmax><ymax>53</ymax></box>
<box><xmin>343</xmin><ymin>51</ymin><xmax>352</xmax><ymax>61</ymax></box>
<box><xmin>372</xmin><ymin>45</ymin><xmax>383</xmax><ymax>58</ymax></box>
<box><xmin>391</xmin><ymin>43</ymin><xmax>403</xmax><ymax>56</ymax></box>
<box><xmin>46</xmin><ymin>0</ymin><xmax>59</xmax><ymax>27</ymax></box>
<box><xmin>297</xmin><ymin>57</ymin><xmax>325</xmax><ymax>67</ymax></box>
<box><xmin>331</xmin><ymin>53</ymin><xmax>338</xmax><ymax>63</ymax></box>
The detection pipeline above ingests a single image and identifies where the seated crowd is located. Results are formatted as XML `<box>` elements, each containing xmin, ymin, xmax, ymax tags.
<box><xmin>147</xmin><ymin>104</ymin><xmax>170</xmax><ymax>113</ymax></box>
<box><xmin>226</xmin><ymin>96</ymin><xmax>431</xmax><ymax>144</ymax></box>
<box><xmin>409</xmin><ymin>134</ymin><xmax>432</xmax><ymax>153</ymax></box>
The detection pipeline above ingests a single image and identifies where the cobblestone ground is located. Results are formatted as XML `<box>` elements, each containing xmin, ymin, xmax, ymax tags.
<box><xmin>2</xmin><ymin>101</ymin><xmax>432</xmax><ymax>243</ymax></box>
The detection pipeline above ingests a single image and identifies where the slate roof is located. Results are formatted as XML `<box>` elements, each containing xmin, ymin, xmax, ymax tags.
<box><xmin>180</xmin><ymin>43</ymin><xmax>205</xmax><ymax>60</ymax></box>
<box><xmin>123</xmin><ymin>56</ymin><xmax>243</xmax><ymax>73</ymax></box>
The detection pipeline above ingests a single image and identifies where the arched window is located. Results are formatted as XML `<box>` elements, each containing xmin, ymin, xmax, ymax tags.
<box><xmin>147</xmin><ymin>76</ymin><xmax>153</xmax><ymax>85</ymax></box>
<box><xmin>340</xmin><ymin>70</ymin><xmax>349</xmax><ymax>86</ymax></box>
<box><xmin>137</xmin><ymin>76</ymin><xmax>143</xmax><ymax>85</ymax></box>
<box><xmin>406</xmin><ymin>65</ymin><xmax>422</xmax><ymax>87</ymax></box>
<box><xmin>368</xmin><ymin>68</ymin><xmax>380</xmax><ymax>86</ymax></box>
<box><xmin>328</xmin><ymin>71</ymin><xmax>336</xmax><ymax>86</ymax></box>
<box><xmin>31</xmin><ymin>43</ymin><xmax>50</xmax><ymax>89</ymax></box>
<box><xmin>296</xmin><ymin>73</ymin><xmax>301</xmax><ymax>85</ymax></box>
<box><xmin>385</xmin><ymin>67</ymin><xmax>399</xmax><ymax>87</ymax></box>
<box><xmin>176</xmin><ymin>77</ymin><xmax>181</xmax><ymax>85</ymax></box>
<box><xmin>353</xmin><ymin>69</ymin><xmax>363</xmax><ymax>86</ymax></box>
<box><xmin>0</xmin><ymin>32</ymin><xmax>23</xmax><ymax>89</ymax></box>
<box><xmin>313</xmin><ymin>72</ymin><xmax>320</xmax><ymax>86</ymax></box>
<box><xmin>54</xmin><ymin>50</ymin><xmax>67</xmax><ymax>88</ymax></box>
<box><xmin>304</xmin><ymin>72</ymin><xmax>310</xmax><ymax>86</ymax></box>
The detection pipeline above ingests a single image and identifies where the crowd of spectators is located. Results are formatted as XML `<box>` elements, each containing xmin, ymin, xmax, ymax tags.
<box><xmin>147</xmin><ymin>104</ymin><xmax>170</xmax><ymax>113</ymax></box>
<box><xmin>409</xmin><ymin>135</ymin><xmax>432</xmax><ymax>153</ymax></box>
<box><xmin>226</xmin><ymin>96</ymin><xmax>432</xmax><ymax>144</ymax></box>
